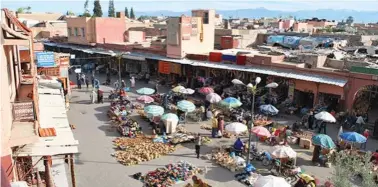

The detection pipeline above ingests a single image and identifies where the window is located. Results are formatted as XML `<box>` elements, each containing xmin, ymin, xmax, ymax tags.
<box><xmin>203</xmin><ymin>12</ymin><xmax>209</xmax><ymax>24</ymax></box>
<box><xmin>81</xmin><ymin>28</ymin><xmax>85</xmax><ymax>37</ymax></box>
<box><xmin>74</xmin><ymin>27</ymin><xmax>79</xmax><ymax>36</ymax></box>
<box><xmin>68</xmin><ymin>28</ymin><xmax>72</xmax><ymax>36</ymax></box>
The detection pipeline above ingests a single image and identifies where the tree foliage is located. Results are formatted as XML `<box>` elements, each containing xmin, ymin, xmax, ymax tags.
<box><xmin>16</xmin><ymin>8</ymin><xmax>24</xmax><ymax>13</ymax></box>
<box><xmin>124</xmin><ymin>7</ymin><xmax>129</xmax><ymax>18</ymax></box>
<box><xmin>93</xmin><ymin>0</ymin><xmax>103</xmax><ymax>17</ymax></box>
<box><xmin>346</xmin><ymin>16</ymin><xmax>354</xmax><ymax>25</ymax></box>
<box><xmin>130</xmin><ymin>7</ymin><xmax>135</xmax><ymax>19</ymax></box>
<box><xmin>66</xmin><ymin>11</ymin><xmax>75</xmax><ymax>16</ymax></box>
<box><xmin>108</xmin><ymin>0</ymin><xmax>115</xmax><ymax>17</ymax></box>
<box><xmin>82</xmin><ymin>0</ymin><xmax>91</xmax><ymax>17</ymax></box>
<box><xmin>330</xmin><ymin>151</ymin><xmax>378</xmax><ymax>187</ymax></box>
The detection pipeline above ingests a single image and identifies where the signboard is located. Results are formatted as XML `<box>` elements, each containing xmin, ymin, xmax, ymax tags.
<box><xmin>59</xmin><ymin>57</ymin><xmax>69</xmax><ymax>67</ymax></box>
<box><xmin>158</xmin><ymin>61</ymin><xmax>171</xmax><ymax>74</ymax></box>
<box><xmin>181</xmin><ymin>17</ymin><xmax>192</xmax><ymax>40</ymax></box>
<box><xmin>74</xmin><ymin>68</ymin><xmax>82</xmax><ymax>74</ymax></box>
<box><xmin>70</xmin><ymin>54</ymin><xmax>76</xmax><ymax>59</ymax></box>
<box><xmin>36</xmin><ymin>52</ymin><xmax>55</xmax><ymax>67</ymax></box>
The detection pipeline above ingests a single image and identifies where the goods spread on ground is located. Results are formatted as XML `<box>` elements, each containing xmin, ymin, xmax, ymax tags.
<box><xmin>112</xmin><ymin>135</ymin><xmax>176</xmax><ymax>166</ymax></box>
<box><xmin>206</xmin><ymin>148</ymin><xmax>245</xmax><ymax>172</ymax></box>
<box><xmin>132</xmin><ymin>161</ymin><xmax>201</xmax><ymax>186</ymax></box>
<box><xmin>167</xmin><ymin>133</ymin><xmax>195</xmax><ymax>145</ymax></box>
<box><xmin>200</xmin><ymin>123</ymin><xmax>212</xmax><ymax>130</ymax></box>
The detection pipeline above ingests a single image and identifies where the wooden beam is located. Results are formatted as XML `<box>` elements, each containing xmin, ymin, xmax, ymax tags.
<box><xmin>3</xmin><ymin>39</ymin><xmax>29</xmax><ymax>46</ymax></box>
<box><xmin>44</xmin><ymin>156</ymin><xmax>54</xmax><ymax>187</ymax></box>
<box><xmin>70</xmin><ymin>154</ymin><xmax>76</xmax><ymax>187</ymax></box>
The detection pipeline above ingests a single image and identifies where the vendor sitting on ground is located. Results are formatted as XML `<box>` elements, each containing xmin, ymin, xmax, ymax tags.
<box><xmin>234</xmin><ymin>138</ymin><xmax>244</xmax><ymax>155</ymax></box>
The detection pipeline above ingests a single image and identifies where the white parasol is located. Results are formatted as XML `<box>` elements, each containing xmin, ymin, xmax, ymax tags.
<box><xmin>179</xmin><ymin>88</ymin><xmax>195</xmax><ymax>95</ymax></box>
<box><xmin>206</xmin><ymin>93</ymin><xmax>222</xmax><ymax>103</ymax></box>
<box><xmin>225</xmin><ymin>122</ymin><xmax>248</xmax><ymax>134</ymax></box>
<box><xmin>254</xmin><ymin>175</ymin><xmax>290</xmax><ymax>187</ymax></box>
<box><xmin>314</xmin><ymin>111</ymin><xmax>336</xmax><ymax>123</ymax></box>
<box><xmin>265</xmin><ymin>82</ymin><xmax>279</xmax><ymax>88</ymax></box>
<box><xmin>270</xmin><ymin>145</ymin><xmax>297</xmax><ymax>158</ymax></box>
<box><xmin>231</xmin><ymin>79</ymin><xmax>245</xmax><ymax>85</ymax></box>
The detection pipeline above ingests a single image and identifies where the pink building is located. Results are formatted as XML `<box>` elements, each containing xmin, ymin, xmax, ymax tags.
<box><xmin>1</xmin><ymin>8</ymin><xmax>39</xmax><ymax>184</ymax></box>
<box><xmin>278</xmin><ymin>19</ymin><xmax>294</xmax><ymax>30</ymax></box>
<box><xmin>307</xmin><ymin>19</ymin><xmax>337</xmax><ymax>28</ymax></box>
<box><xmin>66</xmin><ymin>12</ymin><xmax>126</xmax><ymax>45</ymax></box>
<box><xmin>293</xmin><ymin>22</ymin><xmax>315</xmax><ymax>33</ymax></box>
<box><xmin>166</xmin><ymin>9</ymin><xmax>215</xmax><ymax>59</ymax></box>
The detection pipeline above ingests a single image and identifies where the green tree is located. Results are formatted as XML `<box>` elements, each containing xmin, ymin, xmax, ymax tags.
<box><xmin>82</xmin><ymin>0</ymin><xmax>91</xmax><ymax>17</ymax></box>
<box><xmin>108</xmin><ymin>0</ymin><xmax>115</xmax><ymax>17</ymax></box>
<box><xmin>124</xmin><ymin>7</ymin><xmax>129</xmax><ymax>18</ymax></box>
<box><xmin>26</xmin><ymin>6</ymin><xmax>31</xmax><ymax>13</ymax></box>
<box><xmin>16</xmin><ymin>7</ymin><xmax>24</xmax><ymax>13</ymax></box>
<box><xmin>330</xmin><ymin>151</ymin><xmax>378</xmax><ymax>187</ymax></box>
<box><xmin>346</xmin><ymin>16</ymin><xmax>354</xmax><ymax>25</ymax></box>
<box><xmin>93</xmin><ymin>0</ymin><xmax>103</xmax><ymax>17</ymax></box>
<box><xmin>130</xmin><ymin>7</ymin><xmax>135</xmax><ymax>19</ymax></box>
<box><xmin>66</xmin><ymin>11</ymin><xmax>75</xmax><ymax>16</ymax></box>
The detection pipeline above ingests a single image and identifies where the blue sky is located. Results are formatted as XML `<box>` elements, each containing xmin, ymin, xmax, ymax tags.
<box><xmin>2</xmin><ymin>0</ymin><xmax>378</xmax><ymax>13</ymax></box>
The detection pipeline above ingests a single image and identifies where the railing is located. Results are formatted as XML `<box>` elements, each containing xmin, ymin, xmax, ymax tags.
<box><xmin>12</xmin><ymin>101</ymin><xmax>36</xmax><ymax>121</ymax></box>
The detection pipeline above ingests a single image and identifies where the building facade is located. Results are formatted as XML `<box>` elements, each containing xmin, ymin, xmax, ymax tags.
<box><xmin>66</xmin><ymin>13</ymin><xmax>126</xmax><ymax>46</ymax></box>
<box><xmin>166</xmin><ymin>9</ymin><xmax>215</xmax><ymax>58</ymax></box>
<box><xmin>1</xmin><ymin>8</ymin><xmax>39</xmax><ymax>184</ymax></box>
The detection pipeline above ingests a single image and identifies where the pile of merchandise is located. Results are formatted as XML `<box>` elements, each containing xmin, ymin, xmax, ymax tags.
<box><xmin>207</xmin><ymin>148</ymin><xmax>245</xmax><ymax>172</ymax></box>
<box><xmin>200</xmin><ymin>124</ymin><xmax>212</xmax><ymax>130</ymax></box>
<box><xmin>132</xmin><ymin>161</ymin><xmax>201</xmax><ymax>186</ymax></box>
<box><xmin>112</xmin><ymin>135</ymin><xmax>176</xmax><ymax>166</ymax></box>
<box><xmin>168</xmin><ymin>133</ymin><xmax>195</xmax><ymax>145</ymax></box>
<box><xmin>117</xmin><ymin>119</ymin><xmax>142</xmax><ymax>137</ymax></box>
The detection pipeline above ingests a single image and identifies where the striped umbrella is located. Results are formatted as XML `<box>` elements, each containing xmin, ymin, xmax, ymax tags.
<box><xmin>172</xmin><ymin>86</ymin><xmax>185</xmax><ymax>93</ymax></box>
<box><xmin>219</xmin><ymin>97</ymin><xmax>242</xmax><ymax>108</ymax></box>
<box><xmin>136</xmin><ymin>87</ymin><xmax>155</xmax><ymax>95</ymax></box>
<box><xmin>199</xmin><ymin>87</ymin><xmax>214</xmax><ymax>94</ymax></box>
<box><xmin>137</xmin><ymin>95</ymin><xmax>154</xmax><ymax>104</ymax></box>
<box><xmin>177</xmin><ymin>100</ymin><xmax>196</xmax><ymax>112</ymax></box>
<box><xmin>144</xmin><ymin>105</ymin><xmax>164</xmax><ymax>116</ymax></box>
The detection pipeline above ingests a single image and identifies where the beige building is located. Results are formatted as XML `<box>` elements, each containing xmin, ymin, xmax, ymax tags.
<box><xmin>1</xmin><ymin>8</ymin><xmax>39</xmax><ymax>184</ymax></box>
<box><xmin>166</xmin><ymin>9</ymin><xmax>215</xmax><ymax>59</ymax></box>
<box><xmin>215</xmin><ymin>29</ymin><xmax>267</xmax><ymax>48</ymax></box>
<box><xmin>31</xmin><ymin>20</ymin><xmax>68</xmax><ymax>39</ymax></box>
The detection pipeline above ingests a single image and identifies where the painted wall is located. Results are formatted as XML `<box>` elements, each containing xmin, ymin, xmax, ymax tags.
<box><xmin>126</xmin><ymin>30</ymin><xmax>145</xmax><ymax>43</ymax></box>
<box><xmin>94</xmin><ymin>17</ymin><xmax>126</xmax><ymax>44</ymax></box>
<box><xmin>66</xmin><ymin>17</ymin><xmax>94</xmax><ymax>45</ymax></box>
<box><xmin>31</xmin><ymin>21</ymin><xmax>67</xmax><ymax>39</ymax></box>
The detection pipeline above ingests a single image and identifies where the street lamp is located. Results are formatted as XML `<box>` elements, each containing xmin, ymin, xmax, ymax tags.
<box><xmin>245</xmin><ymin>77</ymin><xmax>261</xmax><ymax>165</ymax></box>
<box><xmin>109</xmin><ymin>51</ymin><xmax>130</xmax><ymax>89</ymax></box>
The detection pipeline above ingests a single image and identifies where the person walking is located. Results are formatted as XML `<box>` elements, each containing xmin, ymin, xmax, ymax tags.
<box><xmin>218</xmin><ymin>115</ymin><xmax>225</xmax><ymax>136</ymax></box>
<box><xmin>121</xmin><ymin>80</ymin><xmax>126</xmax><ymax>89</ymax></box>
<box><xmin>308</xmin><ymin>110</ymin><xmax>314</xmax><ymax>130</ymax></box>
<box><xmin>114</xmin><ymin>80</ymin><xmax>119</xmax><ymax>89</ymax></box>
<box><xmin>195</xmin><ymin>133</ymin><xmax>201</xmax><ymax>159</ymax></box>
<box><xmin>356</xmin><ymin>114</ymin><xmax>365</xmax><ymax>133</ymax></box>
<box><xmin>155</xmin><ymin>82</ymin><xmax>159</xmax><ymax>94</ymax></box>
<box><xmin>77</xmin><ymin>77</ymin><xmax>81</xmax><ymax>89</ymax></box>
<box><xmin>360</xmin><ymin>129</ymin><xmax>369</xmax><ymax>150</ymax></box>
<box><xmin>145</xmin><ymin>73</ymin><xmax>150</xmax><ymax>84</ymax></box>
<box><xmin>85</xmin><ymin>76</ymin><xmax>89</xmax><ymax>89</ymax></box>
<box><xmin>130</xmin><ymin>77</ymin><xmax>135</xmax><ymax>88</ymax></box>
<box><xmin>211</xmin><ymin>115</ymin><xmax>218</xmax><ymax>138</ymax></box>
<box><xmin>318</xmin><ymin>121</ymin><xmax>327</xmax><ymax>134</ymax></box>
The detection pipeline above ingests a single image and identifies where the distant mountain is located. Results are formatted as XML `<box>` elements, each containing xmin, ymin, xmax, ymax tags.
<box><xmin>135</xmin><ymin>8</ymin><xmax>378</xmax><ymax>23</ymax></box>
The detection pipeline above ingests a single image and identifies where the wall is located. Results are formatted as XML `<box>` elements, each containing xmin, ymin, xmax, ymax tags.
<box><xmin>66</xmin><ymin>17</ymin><xmax>94</xmax><ymax>45</ymax></box>
<box><xmin>325</xmin><ymin>58</ymin><xmax>344</xmax><ymax>69</ymax></box>
<box><xmin>19</xmin><ymin>49</ymin><xmax>31</xmax><ymax>62</ymax></box>
<box><xmin>215</xmin><ymin>29</ymin><xmax>267</xmax><ymax>48</ymax></box>
<box><xmin>17</xmin><ymin>12</ymin><xmax>63</xmax><ymax>21</ymax></box>
<box><xmin>31</xmin><ymin>21</ymin><xmax>67</xmax><ymax>39</ymax></box>
<box><xmin>126</xmin><ymin>30</ymin><xmax>145</xmax><ymax>43</ymax></box>
<box><xmin>95</xmin><ymin>17</ymin><xmax>126</xmax><ymax>44</ymax></box>
<box><xmin>166</xmin><ymin>17</ymin><xmax>182</xmax><ymax>58</ymax></box>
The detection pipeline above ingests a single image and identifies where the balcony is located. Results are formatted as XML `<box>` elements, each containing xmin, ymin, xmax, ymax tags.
<box><xmin>9</xmin><ymin>101</ymin><xmax>39</xmax><ymax>147</ymax></box>
<box><xmin>12</xmin><ymin>101</ymin><xmax>35</xmax><ymax>121</ymax></box>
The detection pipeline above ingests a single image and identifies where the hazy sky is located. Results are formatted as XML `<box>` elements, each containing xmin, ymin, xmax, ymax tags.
<box><xmin>2</xmin><ymin>0</ymin><xmax>378</xmax><ymax>13</ymax></box>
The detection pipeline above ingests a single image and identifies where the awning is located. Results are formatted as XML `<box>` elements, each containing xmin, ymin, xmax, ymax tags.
<box><xmin>16</xmin><ymin>80</ymin><xmax>78</xmax><ymax>157</ymax></box>
<box><xmin>9</xmin><ymin>122</ymin><xmax>39</xmax><ymax>147</ymax></box>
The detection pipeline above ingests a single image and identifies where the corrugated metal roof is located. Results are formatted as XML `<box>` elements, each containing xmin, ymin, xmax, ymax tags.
<box><xmin>16</xmin><ymin>85</ymin><xmax>78</xmax><ymax>157</ymax></box>
<box><xmin>44</xmin><ymin>42</ymin><xmax>347</xmax><ymax>87</ymax></box>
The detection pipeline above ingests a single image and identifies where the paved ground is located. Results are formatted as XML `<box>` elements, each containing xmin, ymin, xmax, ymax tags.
<box><xmin>66</xmin><ymin>74</ymin><xmax>378</xmax><ymax>187</ymax></box>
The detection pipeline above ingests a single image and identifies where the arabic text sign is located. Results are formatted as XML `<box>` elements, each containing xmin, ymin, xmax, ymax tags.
<box><xmin>36</xmin><ymin>52</ymin><xmax>55</xmax><ymax>67</ymax></box>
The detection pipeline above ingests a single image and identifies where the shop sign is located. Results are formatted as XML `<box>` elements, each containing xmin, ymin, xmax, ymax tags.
<box><xmin>36</xmin><ymin>52</ymin><xmax>55</xmax><ymax>67</ymax></box>
<box><xmin>171</xmin><ymin>63</ymin><xmax>182</xmax><ymax>75</ymax></box>
<box><xmin>158</xmin><ymin>61</ymin><xmax>171</xmax><ymax>74</ymax></box>
<box><xmin>59</xmin><ymin>57</ymin><xmax>69</xmax><ymax>67</ymax></box>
